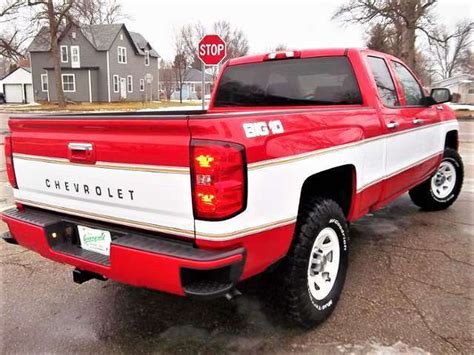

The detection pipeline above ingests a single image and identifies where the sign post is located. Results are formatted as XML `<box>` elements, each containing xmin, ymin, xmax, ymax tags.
<box><xmin>198</xmin><ymin>34</ymin><xmax>227</xmax><ymax>110</ymax></box>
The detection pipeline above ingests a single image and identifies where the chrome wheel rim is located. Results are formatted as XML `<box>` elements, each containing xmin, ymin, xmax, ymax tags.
<box><xmin>307</xmin><ymin>227</ymin><xmax>340</xmax><ymax>301</ymax></box>
<box><xmin>431</xmin><ymin>161</ymin><xmax>456</xmax><ymax>199</ymax></box>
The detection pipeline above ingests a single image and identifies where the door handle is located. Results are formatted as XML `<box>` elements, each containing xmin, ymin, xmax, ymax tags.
<box><xmin>412</xmin><ymin>118</ymin><xmax>424</xmax><ymax>125</ymax></box>
<box><xmin>386</xmin><ymin>121</ymin><xmax>399</xmax><ymax>129</ymax></box>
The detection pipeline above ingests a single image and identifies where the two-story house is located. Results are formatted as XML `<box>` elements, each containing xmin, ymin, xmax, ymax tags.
<box><xmin>28</xmin><ymin>23</ymin><xmax>160</xmax><ymax>103</ymax></box>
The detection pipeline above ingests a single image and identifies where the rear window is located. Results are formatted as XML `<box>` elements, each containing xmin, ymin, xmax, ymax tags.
<box><xmin>213</xmin><ymin>57</ymin><xmax>362</xmax><ymax>107</ymax></box>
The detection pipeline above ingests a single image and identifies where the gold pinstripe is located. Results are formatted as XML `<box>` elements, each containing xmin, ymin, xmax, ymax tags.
<box><xmin>12</xmin><ymin>153</ymin><xmax>190</xmax><ymax>175</ymax></box>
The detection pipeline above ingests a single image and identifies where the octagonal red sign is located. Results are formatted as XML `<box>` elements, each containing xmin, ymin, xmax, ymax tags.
<box><xmin>198</xmin><ymin>35</ymin><xmax>227</xmax><ymax>65</ymax></box>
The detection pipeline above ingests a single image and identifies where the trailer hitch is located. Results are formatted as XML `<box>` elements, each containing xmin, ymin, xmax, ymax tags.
<box><xmin>73</xmin><ymin>268</ymin><xmax>107</xmax><ymax>284</ymax></box>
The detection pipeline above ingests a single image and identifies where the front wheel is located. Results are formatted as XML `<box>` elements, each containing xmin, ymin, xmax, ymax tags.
<box><xmin>279</xmin><ymin>198</ymin><xmax>349</xmax><ymax>328</ymax></box>
<box><xmin>409</xmin><ymin>148</ymin><xmax>464</xmax><ymax>211</ymax></box>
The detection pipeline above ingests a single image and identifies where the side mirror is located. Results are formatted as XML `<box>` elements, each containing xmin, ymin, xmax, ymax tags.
<box><xmin>430</xmin><ymin>88</ymin><xmax>452</xmax><ymax>104</ymax></box>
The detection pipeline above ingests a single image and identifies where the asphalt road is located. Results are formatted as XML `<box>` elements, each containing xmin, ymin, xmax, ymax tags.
<box><xmin>0</xmin><ymin>113</ymin><xmax>473</xmax><ymax>354</ymax></box>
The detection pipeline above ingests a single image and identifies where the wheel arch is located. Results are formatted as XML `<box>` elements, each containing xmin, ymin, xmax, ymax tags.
<box><xmin>298</xmin><ymin>165</ymin><xmax>357</xmax><ymax>219</ymax></box>
<box><xmin>445</xmin><ymin>130</ymin><xmax>459</xmax><ymax>151</ymax></box>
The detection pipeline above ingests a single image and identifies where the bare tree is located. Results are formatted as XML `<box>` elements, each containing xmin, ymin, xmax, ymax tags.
<box><xmin>366</xmin><ymin>23</ymin><xmax>398</xmax><ymax>54</ymax></box>
<box><xmin>71</xmin><ymin>0</ymin><xmax>128</xmax><ymax>25</ymax></box>
<box><xmin>179</xmin><ymin>23</ymin><xmax>205</xmax><ymax>70</ymax></box>
<box><xmin>333</xmin><ymin>0</ymin><xmax>439</xmax><ymax>69</ymax></box>
<box><xmin>213</xmin><ymin>20</ymin><xmax>249</xmax><ymax>62</ymax></box>
<box><xmin>159</xmin><ymin>60</ymin><xmax>173</xmax><ymax>101</ymax></box>
<box><xmin>27</xmin><ymin>0</ymin><xmax>75</xmax><ymax>107</ymax></box>
<box><xmin>272</xmin><ymin>44</ymin><xmax>288</xmax><ymax>51</ymax></box>
<box><xmin>0</xmin><ymin>0</ymin><xmax>34</xmax><ymax>63</ymax></box>
<box><xmin>429</xmin><ymin>20</ymin><xmax>473</xmax><ymax>80</ymax></box>
<box><xmin>0</xmin><ymin>0</ymin><xmax>22</xmax><ymax>19</ymax></box>
<box><xmin>173</xmin><ymin>29</ymin><xmax>192</xmax><ymax>104</ymax></box>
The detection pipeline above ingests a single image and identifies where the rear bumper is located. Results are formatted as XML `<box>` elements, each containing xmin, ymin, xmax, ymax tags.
<box><xmin>1</xmin><ymin>207</ymin><xmax>244</xmax><ymax>297</ymax></box>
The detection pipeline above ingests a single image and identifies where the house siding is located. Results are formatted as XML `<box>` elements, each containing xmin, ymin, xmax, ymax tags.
<box><xmin>30</xmin><ymin>25</ymin><xmax>159</xmax><ymax>103</ymax></box>
<box><xmin>108</xmin><ymin>29</ymin><xmax>159</xmax><ymax>101</ymax></box>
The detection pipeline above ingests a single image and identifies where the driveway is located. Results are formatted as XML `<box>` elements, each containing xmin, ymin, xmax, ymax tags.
<box><xmin>0</xmin><ymin>113</ymin><xmax>473</xmax><ymax>354</ymax></box>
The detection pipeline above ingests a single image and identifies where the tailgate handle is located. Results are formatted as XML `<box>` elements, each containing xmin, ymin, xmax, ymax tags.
<box><xmin>68</xmin><ymin>142</ymin><xmax>95</xmax><ymax>164</ymax></box>
<box><xmin>68</xmin><ymin>143</ymin><xmax>93</xmax><ymax>151</ymax></box>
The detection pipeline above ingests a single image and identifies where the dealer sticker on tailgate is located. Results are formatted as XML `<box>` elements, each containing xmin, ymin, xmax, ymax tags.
<box><xmin>77</xmin><ymin>226</ymin><xmax>112</xmax><ymax>256</ymax></box>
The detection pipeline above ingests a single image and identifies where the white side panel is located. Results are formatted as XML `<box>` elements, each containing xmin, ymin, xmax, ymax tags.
<box><xmin>195</xmin><ymin>121</ymin><xmax>458</xmax><ymax>240</ymax></box>
<box><xmin>13</xmin><ymin>158</ymin><xmax>194</xmax><ymax>237</ymax></box>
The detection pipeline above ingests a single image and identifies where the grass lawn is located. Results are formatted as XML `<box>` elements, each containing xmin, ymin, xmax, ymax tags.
<box><xmin>0</xmin><ymin>101</ymin><xmax>201</xmax><ymax>113</ymax></box>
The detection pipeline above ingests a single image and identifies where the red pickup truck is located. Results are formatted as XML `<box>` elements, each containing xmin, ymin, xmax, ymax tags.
<box><xmin>2</xmin><ymin>48</ymin><xmax>463</xmax><ymax>327</ymax></box>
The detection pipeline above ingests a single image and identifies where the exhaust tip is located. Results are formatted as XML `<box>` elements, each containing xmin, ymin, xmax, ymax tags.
<box><xmin>225</xmin><ymin>288</ymin><xmax>242</xmax><ymax>301</ymax></box>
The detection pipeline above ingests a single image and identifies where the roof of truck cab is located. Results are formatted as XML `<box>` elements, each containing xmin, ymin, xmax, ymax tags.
<box><xmin>226</xmin><ymin>48</ymin><xmax>397</xmax><ymax>66</ymax></box>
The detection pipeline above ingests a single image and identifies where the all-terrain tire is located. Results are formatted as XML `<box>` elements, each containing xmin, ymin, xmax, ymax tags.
<box><xmin>279</xmin><ymin>198</ymin><xmax>349</xmax><ymax>328</ymax></box>
<box><xmin>409</xmin><ymin>148</ymin><xmax>463</xmax><ymax>211</ymax></box>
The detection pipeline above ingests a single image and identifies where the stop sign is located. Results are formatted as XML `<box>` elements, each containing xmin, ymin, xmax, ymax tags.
<box><xmin>198</xmin><ymin>35</ymin><xmax>227</xmax><ymax>65</ymax></box>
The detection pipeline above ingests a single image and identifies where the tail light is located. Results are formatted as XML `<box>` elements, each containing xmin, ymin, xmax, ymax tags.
<box><xmin>4</xmin><ymin>135</ymin><xmax>17</xmax><ymax>188</ymax></box>
<box><xmin>191</xmin><ymin>140</ymin><xmax>247</xmax><ymax>220</ymax></box>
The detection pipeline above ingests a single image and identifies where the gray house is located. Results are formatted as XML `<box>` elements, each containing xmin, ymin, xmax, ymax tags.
<box><xmin>28</xmin><ymin>23</ymin><xmax>160</xmax><ymax>103</ymax></box>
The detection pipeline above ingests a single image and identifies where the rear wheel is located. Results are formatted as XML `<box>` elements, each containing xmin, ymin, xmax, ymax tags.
<box><xmin>279</xmin><ymin>198</ymin><xmax>349</xmax><ymax>328</ymax></box>
<box><xmin>409</xmin><ymin>148</ymin><xmax>463</xmax><ymax>211</ymax></box>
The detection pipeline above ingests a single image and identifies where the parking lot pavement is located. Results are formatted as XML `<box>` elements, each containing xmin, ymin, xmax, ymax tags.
<box><xmin>0</xmin><ymin>114</ymin><xmax>473</xmax><ymax>354</ymax></box>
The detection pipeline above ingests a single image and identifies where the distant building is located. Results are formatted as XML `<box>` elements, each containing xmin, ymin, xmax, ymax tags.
<box><xmin>28</xmin><ymin>23</ymin><xmax>160</xmax><ymax>103</ymax></box>
<box><xmin>160</xmin><ymin>68</ymin><xmax>213</xmax><ymax>101</ymax></box>
<box><xmin>0</xmin><ymin>67</ymin><xmax>34</xmax><ymax>104</ymax></box>
<box><xmin>432</xmin><ymin>74</ymin><xmax>474</xmax><ymax>104</ymax></box>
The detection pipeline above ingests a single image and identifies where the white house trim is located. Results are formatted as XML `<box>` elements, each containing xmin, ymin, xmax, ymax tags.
<box><xmin>118</xmin><ymin>46</ymin><xmax>127</xmax><ymax>64</ymax></box>
<box><xmin>106</xmin><ymin>51</ymin><xmax>111</xmax><ymax>102</ymax></box>
<box><xmin>88</xmin><ymin>70</ymin><xmax>92</xmax><ymax>103</ymax></box>
<box><xmin>40</xmin><ymin>73</ymin><xmax>48</xmax><ymax>92</ymax></box>
<box><xmin>70</xmin><ymin>45</ymin><xmax>80</xmax><ymax>68</ymax></box>
<box><xmin>61</xmin><ymin>74</ymin><xmax>76</xmax><ymax>92</ymax></box>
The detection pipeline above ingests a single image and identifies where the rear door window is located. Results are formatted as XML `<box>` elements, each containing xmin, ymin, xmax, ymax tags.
<box><xmin>213</xmin><ymin>56</ymin><xmax>362</xmax><ymax>107</ymax></box>
<box><xmin>367</xmin><ymin>56</ymin><xmax>399</xmax><ymax>107</ymax></box>
<box><xmin>392</xmin><ymin>61</ymin><xmax>424</xmax><ymax>106</ymax></box>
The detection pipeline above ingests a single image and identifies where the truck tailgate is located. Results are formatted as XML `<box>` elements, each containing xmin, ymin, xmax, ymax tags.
<box><xmin>9</xmin><ymin>116</ymin><xmax>194</xmax><ymax>239</ymax></box>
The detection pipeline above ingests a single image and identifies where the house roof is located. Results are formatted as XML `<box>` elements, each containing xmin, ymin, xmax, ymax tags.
<box><xmin>184</xmin><ymin>68</ymin><xmax>213</xmax><ymax>82</ymax></box>
<box><xmin>28</xmin><ymin>23</ymin><xmax>160</xmax><ymax>58</ymax></box>
<box><xmin>0</xmin><ymin>66</ymin><xmax>32</xmax><ymax>83</ymax></box>
<box><xmin>433</xmin><ymin>74</ymin><xmax>474</xmax><ymax>88</ymax></box>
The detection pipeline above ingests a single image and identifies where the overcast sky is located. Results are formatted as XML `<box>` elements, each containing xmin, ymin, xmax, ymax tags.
<box><xmin>122</xmin><ymin>0</ymin><xmax>473</xmax><ymax>61</ymax></box>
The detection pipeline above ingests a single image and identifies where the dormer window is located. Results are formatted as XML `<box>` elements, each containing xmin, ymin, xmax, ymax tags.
<box><xmin>60</xmin><ymin>46</ymin><xmax>68</xmax><ymax>63</ymax></box>
<box><xmin>145</xmin><ymin>50</ymin><xmax>150</xmax><ymax>66</ymax></box>
<box><xmin>118</xmin><ymin>46</ymin><xmax>127</xmax><ymax>64</ymax></box>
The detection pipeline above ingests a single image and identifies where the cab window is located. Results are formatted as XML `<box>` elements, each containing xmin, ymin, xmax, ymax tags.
<box><xmin>392</xmin><ymin>61</ymin><xmax>424</xmax><ymax>106</ymax></box>
<box><xmin>366</xmin><ymin>56</ymin><xmax>399</xmax><ymax>107</ymax></box>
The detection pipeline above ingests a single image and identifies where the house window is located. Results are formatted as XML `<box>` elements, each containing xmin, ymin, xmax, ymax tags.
<box><xmin>120</xmin><ymin>33</ymin><xmax>124</xmax><ymax>40</ymax></box>
<box><xmin>41</xmin><ymin>74</ymin><xmax>48</xmax><ymax>92</ymax></box>
<box><xmin>118</xmin><ymin>46</ymin><xmax>127</xmax><ymax>64</ymax></box>
<box><xmin>140</xmin><ymin>79</ymin><xmax>145</xmax><ymax>91</ymax></box>
<box><xmin>127</xmin><ymin>75</ymin><xmax>133</xmax><ymax>92</ymax></box>
<box><xmin>113</xmin><ymin>75</ymin><xmax>119</xmax><ymax>93</ymax></box>
<box><xmin>60</xmin><ymin>46</ymin><xmax>68</xmax><ymax>63</ymax></box>
<box><xmin>62</xmin><ymin>74</ymin><xmax>75</xmax><ymax>92</ymax></box>
<box><xmin>145</xmin><ymin>50</ymin><xmax>150</xmax><ymax>66</ymax></box>
<box><xmin>71</xmin><ymin>45</ymin><xmax>80</xmax><ymax>68</ymax></box>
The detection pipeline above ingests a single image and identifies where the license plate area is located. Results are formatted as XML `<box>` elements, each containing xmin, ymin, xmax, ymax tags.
<box><xmin>77</xmin><ymin>225</ymin><xmax>112</xmax><ymax>256</ymax></box>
